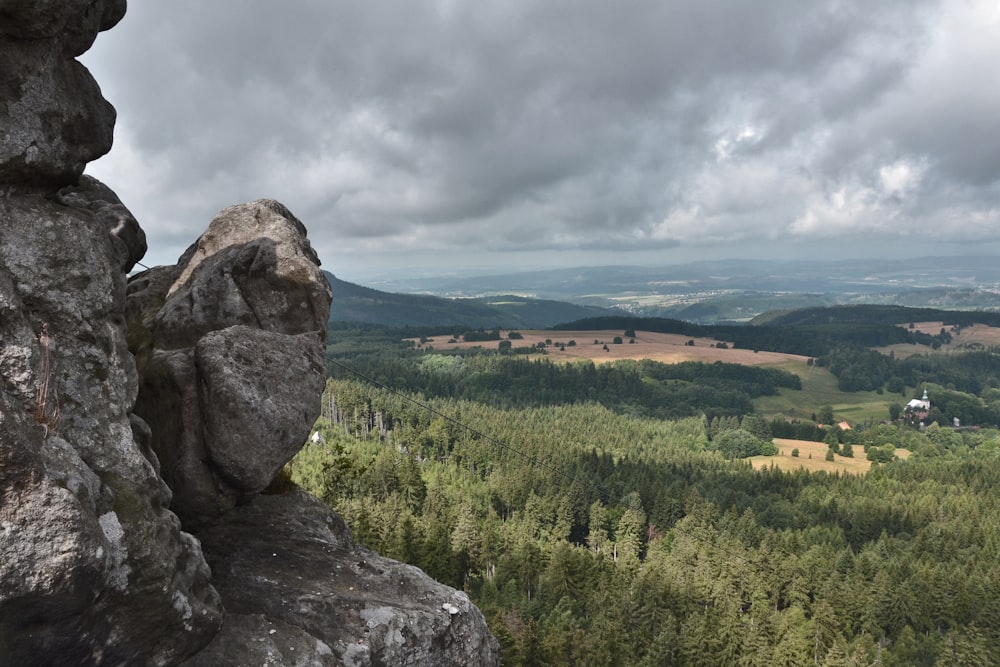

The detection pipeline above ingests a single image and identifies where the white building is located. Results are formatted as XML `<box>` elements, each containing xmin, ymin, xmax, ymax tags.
<box><xmin>906</xmin><ymin>388</ymin><xmax>930</xmax><ymax>414</ymax></box>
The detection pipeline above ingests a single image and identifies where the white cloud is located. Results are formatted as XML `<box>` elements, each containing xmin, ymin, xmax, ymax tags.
<box><xmin>879</xmin><ymin>160</ymin><xmax>924</xmax><ymax>198</ymax></box>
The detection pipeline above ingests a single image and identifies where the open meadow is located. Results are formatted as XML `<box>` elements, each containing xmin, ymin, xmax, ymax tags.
<box><xmin>752</xmin><ymin>438</ymin><xmax>911</xmax><ymax>475</ymax></box>
<box><xmin>877</xmin><ymin>321</ymin><xmax>1000</xmax><ymax>358</ymax></box>
<box><xmin>418</xmin><ymin>329</ymin><xmax>808</xmax><ymax>366</ymax></box>
<box><xmin>752</xmin><ymin>359</ymin><xmax>895</xmax><ymax>424</ymax></box>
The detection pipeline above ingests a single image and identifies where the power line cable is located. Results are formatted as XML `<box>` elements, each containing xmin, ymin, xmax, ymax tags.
<box><xmin>325</xmin><ymin>357</ymin><xmax>610</xmax><ymax>503</ymax></box>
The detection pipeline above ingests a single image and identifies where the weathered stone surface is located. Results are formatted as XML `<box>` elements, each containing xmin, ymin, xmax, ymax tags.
<box><xmin>0</xmin><ymin>0</ymin><xmax>121</xmax><ymax>186</ymax></box>
<box><xmin>2</xmin><ymin>4</ymin><xmax>500</xmax><ymax>664</ymax></box>
<box><xmin>57</xmin><ymin>174</ymin><xmax>147</xmax><ymax>272</ymax></box>
<box><xmin>0</xmin><ymin>0</ymin><xmax>126</xmax><ymax>54</ymax></box>
<box><xmin>181</xmin><ymin>489</ymin><xmax>502</xmax><ymax>667</ymax></box>
<box><xmin>127</xmin><ymin>199</ymin><xmax>333</xmax><ymax>527</ymax></box>
<box><xmin>197</xmin><ymin>327</ymin><xmax>327</xmax><ymax>493</ymax></box>
<box><xmin>0</xmin><ymin>191</ymin><xmax>223</xmax><ymax>665</ymax></box>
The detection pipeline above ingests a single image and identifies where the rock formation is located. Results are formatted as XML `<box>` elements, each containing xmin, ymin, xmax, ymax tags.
<box><xmin>2</xmin><ymin>2</ymin><xmax>500</xmax><ymax>665</ymax></box>
<box><xmin>181</xmin><ymin>489</ymin><xmax>500</xmax><ymax>667</ymax></box>
<box><xmin>126</xmin><ymin>199</ymin><xmax>332</xmax><ymax>528</ymax></box>
<box><xmin>1</xmin><ymin>3</ymin><xmax>222</xmax><ymax>663</ymax></box>
<box><xmin>0</xmin><ymin>0</ymin><xmax>125</xmax><ymax>187</ymax></box>
<box><xmin>124</xmin><ymin>197</ymin><xmax>498</xmax><ymax>666</ymax></box>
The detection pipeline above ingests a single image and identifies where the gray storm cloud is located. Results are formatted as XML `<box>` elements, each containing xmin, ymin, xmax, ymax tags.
<box><xmin>83</xmin><ymin>0</ymin><xmax>1000</xmax><ymax>278</ymax></box>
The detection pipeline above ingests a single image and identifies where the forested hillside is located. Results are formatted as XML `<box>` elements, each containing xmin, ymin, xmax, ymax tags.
<box><xmin>289</xmin><ymin>313</ymin><xmax>1000</xmax><ymax>664</ymax></box>
<box><xmin>328</xmin><ymin>347</ymin><xmax>800</xmax><ymax>421</ymax></box>
<box><xmin>325</xmin><ymin>272</ymin><xmax>614</xmax><ymax>328</ymax></box>
<box><xmin>290</xmin><ymin>377</ymin><xmax>1000</xmax><ymax>666</ymax></box>
<box><xmin>751</xmin><ymin>304</ymin><xmax>1000</xmax><ymax>328</ymax></box>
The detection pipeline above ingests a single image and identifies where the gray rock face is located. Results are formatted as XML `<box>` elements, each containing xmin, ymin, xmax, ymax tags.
<box><xmin>127</xmin><ymin>199</ymin><xmax>332</xmax><ymax>527</ymax></box>
<box><xmin>57</xmin><ymin>174</ymin><xmax>148</xmax><ymax>272</ymax></box>
<box><xmin>0</xmin><ymin>190</ymin><xmax>223</xmax><ymax>665</ymax></box>
<box><xmin>0</xmin><ymin>0</ymin><xmax>127</xmax><ymax>55</ymax></box>
<box><xmin>1</xmin><ymin>4</ymin><xmax>221</xmax><ymax>663</ymax></box>
<box><xmin>3</xmin><ymin>4</ymin><xmax>500</xmax><ymax>665</ymax></box>
<box><xmin>0</xmin><ymin>0</ymin><xmax>123</xmax><ymax>186</ymax></box>
<box><xmin>181</xmin><ymin>489</ymin><xmax>501</xmax><ymax>667</ymax></box>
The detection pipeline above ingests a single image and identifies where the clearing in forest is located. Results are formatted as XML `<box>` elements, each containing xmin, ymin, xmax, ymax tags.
<box><xmin>751</xmin><ymin>438</ymin><xmax>910</xmax><ymax>475</ymax></box>
<box><xmin>877</xmin><ymin>321</ymin><xmax>1000</xmax><ymax>359</ymax></box>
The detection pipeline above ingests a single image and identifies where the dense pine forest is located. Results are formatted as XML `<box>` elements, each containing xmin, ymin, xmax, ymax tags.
<box><xmin>287</xmin><ymin>317</ymin><xmax>1000</xmax><ymax>665</ymax></box>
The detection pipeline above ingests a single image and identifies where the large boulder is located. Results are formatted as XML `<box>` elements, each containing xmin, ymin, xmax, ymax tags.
<box><xmin>0</xmin><ymin>0</ymin><xmax>125</xmax><ymax>186</ymax></box>
<box><xmin>1</xmin><ymin>4</ymin><xmax>222</xmax><ymax>662</ymax></box>
<box><xmin>181</xmin><ymin>489</ymin><xmax>501</xmax><ymax>667</ymax></box>
<box><xmin>0</xmin><ymin>190</ymin><xmax>223</xmax><ymax>665</ymax></box>
<box><xmin>126</xmin><ymin>199</ymin><xmax>333</xmax><ymax>528</ymax></box>
<box><xmin>0</xmin><ymin>0</ymin><xmax>127</xmax><ymax>55</ymax></box>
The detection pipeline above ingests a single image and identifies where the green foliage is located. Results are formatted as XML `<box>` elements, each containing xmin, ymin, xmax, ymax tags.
<box><xmin>867</xmin><ymin>446</ymin><xmax>895</xmax><ymax>463</ymax></box>
<box><xmin>710</xmin><ymin>429</ymin><xmax>778</xmax><ymax>459</ymax></box>
<box><xmin>818</xmin><ymin>405</ymin><xmax>835</xmax><ymax>424</ymax></box>
<box><xmin>293</xmin><ymin>377</ymin><xmax>1000</xmax><ymax>666</ymax></box>
<box><xmin>287</xmin><ymin>421</ymin><xmax>366</xmax><ymax>504</ymax></box>
<box><xmin>771</xmin><ymin>417</ymin><xmax>826</xmax><ymax>441</ymax></box>
<box><xmin>462</xmin><ymin>329</ymin><xmax>501</xmax><ymax>342</ymax></box>
<box><xmin>329</xmin><ymin>350</ymin><xmax>802</xmax><ymax>421</ymax></box>
<box><xmin>311</xmin><ymin>315</ymin><xmax>1000</xmax><ymax>665</ymax></box>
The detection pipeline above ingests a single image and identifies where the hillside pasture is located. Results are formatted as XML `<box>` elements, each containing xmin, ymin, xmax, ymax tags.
<box><xmin>417</xmin><ymin>329</ymin><xmax>808</xmax><ymax>366</ymax></box>
<box><xmin>753</xmin><ymin>359</ymin><xmax>894</xmax><ymax>424</ymax></box>
<box><xmin>876</xmin><ymin>321</ymin><xmax>1000</xmax><ymax>358</ymax></box>
<box><xmin>751</xmin><ymin>438</ymin><xmax>910</xmax><ymax>475</ymax></box>
<box><xmin>415</xmin><ymin>329</ymin><xmax>904</xmax><ymax>428</ymax></box>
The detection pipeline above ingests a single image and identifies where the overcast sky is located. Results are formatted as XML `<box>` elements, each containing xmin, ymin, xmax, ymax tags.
<box><xmin>82</xmin><ymin>0</ymin><xmax>1000</xmax><ymax>282</ymax></box>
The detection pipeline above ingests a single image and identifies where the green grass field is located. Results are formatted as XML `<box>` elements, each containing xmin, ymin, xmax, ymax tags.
<box><xmin>753</xmin><ymin>359</ymin><xmax>898</xmax><ymax>426</ymax></box>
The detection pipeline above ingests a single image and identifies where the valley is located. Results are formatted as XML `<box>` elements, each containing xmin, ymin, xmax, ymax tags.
<box><xmin>309</xmin><ymin>293</ymin><xmax>1000</xmax><ymax>665</ymax></box>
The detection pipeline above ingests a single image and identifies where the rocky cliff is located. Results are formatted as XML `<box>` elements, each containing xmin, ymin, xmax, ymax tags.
<box><xmin>0</xmin><ymin>2</ymin><xmax>499</xmax><ymax>665</ymax></box>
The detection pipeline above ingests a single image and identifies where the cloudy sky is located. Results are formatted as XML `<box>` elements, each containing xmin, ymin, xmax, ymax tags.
<box><xmin>82</xmin><ymin>0</ymin><xmax>1000</xmax><ymax>282</ymax></box>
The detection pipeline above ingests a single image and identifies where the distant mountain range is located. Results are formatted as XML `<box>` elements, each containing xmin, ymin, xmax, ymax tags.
<box><xmin>329</xmin><ymin>257</ymin><xmax>1000</xmax><ymax>326</ymax></box>
<box><xmin>367</xmin><ymin>256</ymin><xmax>1000</xmax><ymax>297</ymax></box>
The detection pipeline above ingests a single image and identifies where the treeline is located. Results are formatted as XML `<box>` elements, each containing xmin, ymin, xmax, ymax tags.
<box><xmin>754</xmin><ymin>304</ymin><xmax>1000</xmax><ymax>328</ymax></box>
<box><xmin>290</xmin><ymin>379</ymin><xmax>1000</xmax><ymax>666</ymax></box>
<box><xmin>815</xmin><ymin>346</ymin><xmax>1000</xmax><ymax>425</ymax></box>
<box><xmin>328</xmin><ymin>351</ymin><xmax>799</xmax><ymax>421</ymax></box>
<box><xmin>558</xmin><ymin>314</ymin><xmax>957</xmax><ymax>358</ymax></box>
<box><xmin>557</xmin><ymin>313</ymin><xmax>1000</xmax><ymax>426</ymax></box>
<box><xmin>327</xmin><ymin>319</ymin><xmax>1000</xmax><ymax>428</ymax></box>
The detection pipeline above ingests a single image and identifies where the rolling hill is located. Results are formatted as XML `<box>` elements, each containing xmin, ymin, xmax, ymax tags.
<box><xmin>325</xmin><ymin>272</ymin><xmax>616</xmax><ymax>328</ymax></box>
